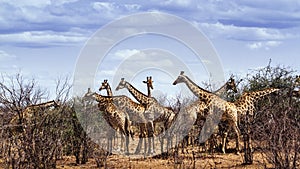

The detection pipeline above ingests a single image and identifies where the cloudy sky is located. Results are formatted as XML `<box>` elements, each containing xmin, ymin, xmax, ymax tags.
<box><xmin>0</xmin><ymin>0</ymin><xmax>299</xmax><ymax>98</ymax></box>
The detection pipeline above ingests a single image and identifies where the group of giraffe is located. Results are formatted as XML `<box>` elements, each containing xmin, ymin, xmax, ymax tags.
<box><xmin>84</xmin><ymin>77</ymin><xmax>176</xmax><ymax>155</ymax></box>
<box><xmin>84</xmin><ymin>71</ymin><xmax>279</xmax><ymax>156</ymax></box>
<box><xmin>173</xmin><ymin>71</ymin><xmax>279</xmax><ymax>154</ymax></box>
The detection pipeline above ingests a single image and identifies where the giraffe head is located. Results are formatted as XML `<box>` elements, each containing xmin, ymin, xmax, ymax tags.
<box><xmin>115</xmin><ymin>78</ymin><xmax>126</xmax><ymax>91</ymax></box>
<box><xmin>226</xmin><ymin>75</ymin><xmax>238</xmax><ymax>93</ymax></box>
<box><xmin>52</xmin><ymin>100</ymin><xmax>60</xmax><ymax>108</ymax></box>
<box><xmin>99</xmin><ymin>79</ymin><xmax>109</xmax><ymax>91</ymax></box>
<box><xmin>173</xmin><ymin>71</ymin><xmax>186</xmax><ymax>85</ymax></box>
<box><xmin>143</xmin><ymin>76</ymin><xmax>154</xmax><ymax>90</ymax></box>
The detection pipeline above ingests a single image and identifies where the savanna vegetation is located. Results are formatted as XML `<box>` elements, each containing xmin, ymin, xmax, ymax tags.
<box><xmin>0</xmin><ymin>62</ymin><xmax>299</xmax><ymax>169</ymax></box>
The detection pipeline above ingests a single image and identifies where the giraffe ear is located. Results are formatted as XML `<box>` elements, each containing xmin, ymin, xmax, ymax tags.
<box><xmin>180</xmin><ymin>71</ymin><xmax>184</xmax><ymax>75</ymax></box>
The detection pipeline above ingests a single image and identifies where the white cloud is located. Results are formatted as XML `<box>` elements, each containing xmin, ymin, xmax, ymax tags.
<box><xmin>98</xmin><ymin>70</ymin><xmax>116</xmax><ymax>77</ymax></box>
<box><xmin>92</xmin><ymin>2</ymin><xmax>116</xmax><ymax>12</ymax></box>
<box><xmin>1</xmin><ymin>0</ymin><xmax>51</xmax><ymax>8</ymax></box>
<box><xmin>92</xmin><ymin>2</ymin><xmax>119</xmax><ymax>19</ymax></box>
<box><xmin>247</xmin><ymin>41</ymin><xmax>282</xmax><ymax>50</ymax></box>
<box><xmin>0</xmin><ymin>30</ymin><xmax>88</xmax><ymax>47</ymax></box>
<box><xmin>124</xmin><ymin>4</ymin><xmax>141</xmax><ymax>11</ymax></box>
<box><xmin>164</xmin><ymin>0</ymin><xmax>192</xmax><ymax>6</ymax></box>
<box><xmin>92</xmin><ymin>2</ymin><xmax>143</xmax><ymax>19</ymax></box>
<box><xmin>0</xmin><ymin>0</ymin><xmax>79</xmax><ymax>8</ymax></box>
<box><xmin>0</xmin><ymin>50</ymin><xmax>16</xmax><ymax>61</ymax></box>
<box><xmin>247</xmin><ymin>42</ymin><xmax>263</xmax><ymax>49</ymax></box>
<box><xmin>266</xmin><ymin>41</ymin><xmax>282</xmax><ymax>47</ymax></box>
<box><xmin>50</xmin><ymin>0</ymin><xmax>79</xmax><ymax>6</ymax></box>
<box><xmin>0</xmin><ymin>0</ymin><xmax>299</xmax><ymax>49</ymax></box>
<box><xmin>114</xmin><ymin>49</ymin><xmax>140</xmax><ymax>59</ymax></box>
<box><xmin>198</xmin><ymin>22</ymin><xmax>294</xmax><ymax>41</ymax></box>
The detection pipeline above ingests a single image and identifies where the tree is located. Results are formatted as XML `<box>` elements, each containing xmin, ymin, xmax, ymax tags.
<box><xmin>242</xmin><ymin>62</ymin><xmax>299</xmax><ymax>168</ymax></box>
<box><xmin>0</xmin><ymin>73</ymin><xmax>73</xmax><ymax>168</ymax></box>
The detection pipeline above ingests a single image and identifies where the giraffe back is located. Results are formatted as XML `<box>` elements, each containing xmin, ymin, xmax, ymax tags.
<box><xmin>234</xmin><ymin>88</ymin><xmax>279</xmax><ymax>115</ymax></box>
<box><xmin>112</xmin><ymin>95</ymin><xmax>147</xmax><ymax>123</ymax></box>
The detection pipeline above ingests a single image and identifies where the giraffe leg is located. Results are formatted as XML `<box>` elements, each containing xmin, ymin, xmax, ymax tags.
<box><xmin>135</xmin><ymin>126</ymin><xmax>144</xmax><ymax>154</ymax></box>
<box><xmin>160</xmin><ymin>134</ymin><xmax>164</xmax><ymax>154</ymax></box>
<box><xmin>166</xmin><ymin>132</ymin><xmax>173</xmax><ymax>155</ymax></box>
<box><xmin>233</xmin><ymin>122</ymin><xmax>241</xmax><ymax>155</ymax></box>
<box><xmin>135</xmin><ymin>137</ymin><xmax>142</xmax><ymax>154</ymax></box>
<box><xmin>146</xmin><ymin>121</ymin><xmax>154</xmax><ymax>155</ymax></box>
<box><xmin>143</xmin><ymin>135</ymin><xmax>147</xmax><ymax>157</ymax></box>
<box><xmin>152</xmin><ymin>134</ymin><xmax>155</xmax><ymax>154</ymax></box>
<box><xmin>125</xmin><ymin>134</ymin><xmax>129</xmax><ymax>155</ymax></box>
<box><xmin>221</xmin><ymin>131</ymin><xmax>228</xmax><ymax>154</ymax></box>
<box><xmin>107</xmin><ymin>129</ymin><xmax>114</xmax><ymax>155</ymax></box>
<box><xmin>140</xmin><ymin>124</ymin><xmax>147</xmax><ymax>156</ymax></box>
<box><xmin>120</xmin><ymin>133</ymin><xmax>124</xmax><ymax>152</ymax></box>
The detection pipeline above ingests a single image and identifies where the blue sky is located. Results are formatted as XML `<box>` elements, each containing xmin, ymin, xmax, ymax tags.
<box><xmin>0</xmin><ymin>0</ymin><xmax>299</xmax><ymax>99</ymax></box>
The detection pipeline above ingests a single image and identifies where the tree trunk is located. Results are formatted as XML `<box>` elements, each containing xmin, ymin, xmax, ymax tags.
<box><xmin>243</xmin><ymin>112</ymin><xmax>253</xmax><ymax>164</ymax></box>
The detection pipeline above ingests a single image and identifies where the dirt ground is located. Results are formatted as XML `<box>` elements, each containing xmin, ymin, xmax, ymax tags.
<box><xmin>56</xmin><ymin>148</ymin><xmax>272</xmax><ymax>169</ymax></box>
<box><xmin>0</xmin><ymin>139</ymin><xmax>273</xmax><ymax>168</ymax></box>
<box><xmin>0</xmin><ymin>149</ymin><xmax>271</xmax><ymax>169</ymax></box>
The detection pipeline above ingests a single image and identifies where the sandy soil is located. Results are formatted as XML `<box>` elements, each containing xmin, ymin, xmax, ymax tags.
<box><xmin>56</xmin><ymin>148</ymin><xmax>272</xmax><ymax>169</ymax></box>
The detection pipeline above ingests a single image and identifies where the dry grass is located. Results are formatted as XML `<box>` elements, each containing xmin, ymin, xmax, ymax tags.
<box><xmin>55</xmin><ymin>147</ymin><xmax>272</xmax><ymax>169</ymax></box>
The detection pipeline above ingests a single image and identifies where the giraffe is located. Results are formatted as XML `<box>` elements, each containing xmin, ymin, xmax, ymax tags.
<box><xmin>83</xmin><ymin>89</ymin><xmax>132</xmax><ymax>155</ymax></box>
<box><xmin>99</xmin><ymin>79</ymin><xmax>113</xmax><ymax>96</ymax></box>
<box><xmin>10</xmin><ymin>100</ymin><xmax>60</xmax><ymax>133</ymax></box>
<box><xmin>214</xmin><ymin>75</ymin><xmax>238</xmax><ymax>96</ymax></box>
<box><xmin>173</xmin><ymin>71</ymin><xmax>280</xmax><ymax>154</ymax></box>
<box><xmin>187</xmin><ymin>76</ymin><xmax>239</xmax><ymax>150</ymax></box>
<box><xmin>142</xmin><ymin>76</ymin><xmax>160</xmax><ymax>153</ymax></box>
<box><xmin>192</xmin><ymin>75</ymin><xmax>239</xmax><ymax>130</ymax></box>
<box><xmin>99</xmin><ymin>79</ymin><xmax>148</xmax><ymax>155</ymax></box>
<box><xmin>22</xmin><ymin>100</ymin><xmax>59</xmax><ymax>116</ymax></box>
<box><xmin>142</xmin><ymin>76</ymin><xmax>178</xmax><ymax>153</ymax></box>
<box><xmin>99</xmin><ymin>79</ymin><xmax>122</xmax><ymax>149</ymax></box>
<box><xmin>233</xmin><ymin>88</ymin><xmax>279</xmax><ymax>154</ymax></box>
<box><xmin>173</xmin><ymin>71</ymin><xmax>241</xmax><ymax>154</ymax></box>
<box><xmin>234</xmin><ymin>88</ymin><xmax>280</xmax><ymax>116</ymax></box>
<box><xmin>143</xmin><ymin>76</ymin><xmax>154</xmax><ymax>97</ymax></box>
<box><xmin>116</xmin><ymin>78</ymin><xmax>177</xmax><ymax>154</ymax></box>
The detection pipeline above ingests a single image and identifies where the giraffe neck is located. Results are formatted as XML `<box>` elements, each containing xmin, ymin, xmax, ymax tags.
<box><xmin>93</xmin><ymin>93</ymin><xmax>111</xmax><ymax>103</ymax></box>
<box><xmin>250</xmin><ymin>88</ymin><xmax>278</xmax><ymax>100</ymax></box>
<box><xmin>106</xmin><ymin>85</ymin><xmax>113</xmax><ymax>97</ymax></box>
<box><xmin>182</xmin><ymin>75</ymin><xmax>212</xmax><ymax>100</ymax></box>
<box><xmin>26</xmin><ymin>100</ymin><xmax>56</xmax><ymax>110</ymax></box>
<box><xmin>125</xmin><ymin>82</ymin><xmax>150</xmax><ymax>105</ymax></box>
<box><xmin>147</xmin><ymin>85</ymin><xmax>151</xmax><ymax>97</ymax></box>
<box><xmin>235</xmin><ymin>88</ymin><xmax>278</xmax><ymax>110</ymax></box>
<box><xmin>214</xmin><ymin>82</ymin><xmax>228</xmax><ymax>95</ymax></box>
